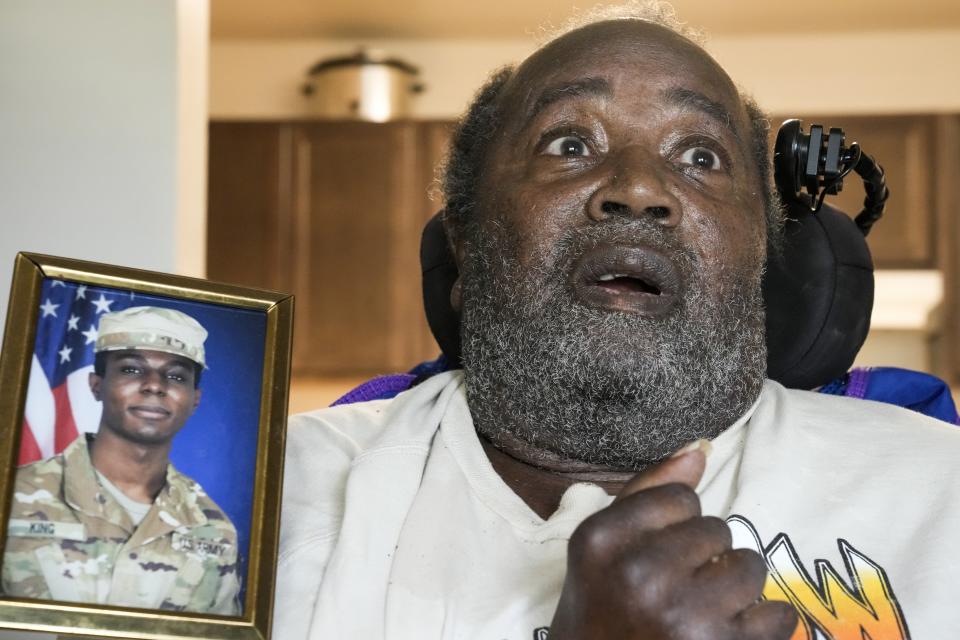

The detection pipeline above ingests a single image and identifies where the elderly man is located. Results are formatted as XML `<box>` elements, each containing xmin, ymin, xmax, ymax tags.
<box><xmin>276</xmin><ymin>6</ymin><xmax>960</xmax><ymax>639</ymax></box>
<box><xmin>3</xmin><ymin>306</ymin><xmax>240</xmax><ymax>614</ymax></box>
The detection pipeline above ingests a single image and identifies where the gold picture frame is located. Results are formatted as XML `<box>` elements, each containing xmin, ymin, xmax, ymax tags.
<box><xmin>0</xmin><ymin>252</ymin><xmax>293</xmax><ymax>639</ymax></box>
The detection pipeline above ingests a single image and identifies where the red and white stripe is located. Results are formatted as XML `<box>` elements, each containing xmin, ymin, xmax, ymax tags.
<box><xmin>20</xmin><ymin>355</ymin><xmax>102</xmax><ymax>466</ymax></box>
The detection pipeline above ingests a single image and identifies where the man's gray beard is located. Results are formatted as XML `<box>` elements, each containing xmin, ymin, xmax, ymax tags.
<box><xmin>459</xmin><ymin>218</ymin><xmax>767</xmax><ymax>470</ymax></box>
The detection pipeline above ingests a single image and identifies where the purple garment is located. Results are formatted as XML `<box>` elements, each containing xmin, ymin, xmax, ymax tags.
<box><xmin>330</xmin><ymin>374</ymin><xmax>418</xmax><ymax>407</ymax></box>
<box><xmin>330</xmin><ymin>355</ymin><xmax>451</xmax><ymax>406</ymax></box>
<box><xmin>819</xmin><ymin>366</ymin><xmax>960</xmax><ymax>426</ymax></box>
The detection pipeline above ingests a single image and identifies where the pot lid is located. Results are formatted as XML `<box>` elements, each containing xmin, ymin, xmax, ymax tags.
<box><xmin>307</xmin><ymin>48</ymin><xmax>419</xmax><ymax>76</ymax></box>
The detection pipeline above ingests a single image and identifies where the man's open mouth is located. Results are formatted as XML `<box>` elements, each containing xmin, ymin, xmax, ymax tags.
<box><xmin>569</xmin><ymin>245</ymin><xmax>682</xmax><ymax>316</ymax></box>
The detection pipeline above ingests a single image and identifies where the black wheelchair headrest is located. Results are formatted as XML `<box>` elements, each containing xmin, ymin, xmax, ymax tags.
<box><xmin>421</xmin><ymin>214</ymin><xmax>463</xmax><ymax>370</ymax></box>
<box><xmin>763</xmin><ymin>199</ymin><xmax>873</xmax><ymax>388</ymax></box>
<box><xmin>421</xmin><ymin>199</ymin><xmax>874</xmax><ymax>390</ymax></box>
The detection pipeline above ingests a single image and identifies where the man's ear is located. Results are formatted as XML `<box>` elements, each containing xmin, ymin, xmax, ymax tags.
<box><xmin>191</xmin><ymin>388</ymin><xmax>202</xmax><ymax>413</ymax></box>
<box><xmin>442</xmin><ymin>212</ymin><xmax>466</xmax><ymax>313</ymax></box>
<box><xmin>89</xmin><ymin>372</ymin><xmax>102</xmax><ymax>401</ymax></box>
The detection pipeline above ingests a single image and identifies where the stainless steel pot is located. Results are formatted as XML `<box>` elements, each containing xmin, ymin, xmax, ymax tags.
<box><xmin>302</xmin><ymin>49</ymin><xmax>424</xmax><ymax>122</ymax></box>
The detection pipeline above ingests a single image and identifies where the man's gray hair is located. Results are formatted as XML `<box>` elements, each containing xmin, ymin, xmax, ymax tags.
<box><xmin>441</xmin><ymin>2</ymin><xmax>784</xmax><ymax>248</ymax></box>
<box><xmin>544</xmin><ymin>0</ymin><xmax>704</xmax><ymax>46</ymax></box>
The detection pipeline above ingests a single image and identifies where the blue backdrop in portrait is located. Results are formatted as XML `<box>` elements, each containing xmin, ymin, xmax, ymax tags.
<box><xmin>24</xmin><ymin>277</ymin><xmax>265</xmax><ymax>606</ymax></box>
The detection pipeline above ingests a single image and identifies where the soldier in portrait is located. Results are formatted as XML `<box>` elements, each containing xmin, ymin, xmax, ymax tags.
<box><xmin>2</xmin><ymin>306</ymin><xmax>241</xmax><ymax>614</ymax></box>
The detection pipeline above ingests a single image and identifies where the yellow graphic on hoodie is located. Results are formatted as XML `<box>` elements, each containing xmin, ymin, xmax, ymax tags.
<box><xmin>728</xmin><ymin>515</ymin><xmax>909</xmax><ymax>640</ymax></box>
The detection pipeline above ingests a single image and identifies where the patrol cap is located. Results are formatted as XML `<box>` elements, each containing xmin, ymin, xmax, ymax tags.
<box><xmin>95</xmin><ymin>306</ymin><xmax>208</xmax><ymax>368</ymax></box>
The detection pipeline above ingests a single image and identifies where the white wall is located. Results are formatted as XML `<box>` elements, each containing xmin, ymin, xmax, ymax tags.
<box><xmin>0</xmin><ymin>0</ymin><xmax>209</xmax><ymax>339</ymax></box>
<box><xmin>175</xmin><ymin>0</ymin><xmax>210</xmax><ymax>280</ymax></box>
<box><xmin>210</xmin><ymin>29</ymin><xmax>960</xmax><ymax>120</ymax></box>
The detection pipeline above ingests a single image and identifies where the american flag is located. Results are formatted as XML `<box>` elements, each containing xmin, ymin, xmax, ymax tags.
<box><xmin>20</xmin><ymin>278</ymin><xmax>134</xmax><ymax>465</ymax></box>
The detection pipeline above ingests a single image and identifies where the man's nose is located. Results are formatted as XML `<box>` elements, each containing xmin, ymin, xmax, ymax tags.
<box><xmin>586</xmin><ymin>147</ymin><xmax>682</xmax><ymax>226</ymax></box>
<box><xmin>140</xmin><ymin>372</ymin><xmax>167</xmax><ymax>395</ymax></box>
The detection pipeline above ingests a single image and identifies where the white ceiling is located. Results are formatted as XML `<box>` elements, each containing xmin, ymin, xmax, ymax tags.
<box><xmin>211</xmin><ymin>0</ymin><xmax>960</xmax><ymax>39</ymax></box>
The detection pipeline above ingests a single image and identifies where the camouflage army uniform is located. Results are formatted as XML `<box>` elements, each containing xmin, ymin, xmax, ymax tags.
<box><xmin>2</xmin><ymin>435</ymin><xmax>240</xmax><ymax>614</ymax></box>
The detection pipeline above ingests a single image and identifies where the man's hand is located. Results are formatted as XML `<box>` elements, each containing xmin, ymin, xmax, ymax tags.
<box><xmin>550</xmin><ymin>443</ymin><xmax>798</xmax><ymax>639</ymax></box>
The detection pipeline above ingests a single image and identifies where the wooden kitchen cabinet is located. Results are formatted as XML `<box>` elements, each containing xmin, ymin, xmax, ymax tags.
<box><xmin>933</xmin><ymin>116</ymin><xmax>960</xmax><ymax>385</ymax></box>
<box><xmin>207</xmin><ymin>120</ymin><xmax>452</xmax><ymax>376</ymax></box>
<box><xmin>207</xmin><ymin>123</ymin><xmax>296</xmax><ymax>293</ymax></box>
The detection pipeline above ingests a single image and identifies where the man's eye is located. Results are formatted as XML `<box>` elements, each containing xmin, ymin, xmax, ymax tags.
<box><xmin>543</xmin><ymin>136</ymin><xmax>591</xmax><ymax>157</ymax></box>
<box><xmin>167</xmin><ymin>374</ymin><xmax>186</xmax><ymax>383</ymax></box>
<box><xmin>121</xmin><ymin>367</ymin><xmax>141</xmax><ymax>375</ymax></box>
<box><xmin>679</xmin><ymin>147</ymin><xmax>722</xmax><ymax>171</ymax></box>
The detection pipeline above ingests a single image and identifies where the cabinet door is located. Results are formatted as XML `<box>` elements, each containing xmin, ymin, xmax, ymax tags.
<box><xmin>771</xmin><ymin>115</ymin><xmax>935</xmax><ymax>268</ymax></box>
<box><xmin>207</xmin><ymin>123</ymin><xmax>295</xmax><ymax>291</ymax></box>
<box><xmin>292</xmin><ymin>121</ymin><xmax>430</xmax><ymax>375</ymax></box>
<box><xmin>934</xmin><ymin>116</ymin><xmax>960</xmax><ymax>384</ymax></box>
<box><xmin>208</xmin><ymin>120</ymin><xmax>457</xmax><ymax>376</ymax></box>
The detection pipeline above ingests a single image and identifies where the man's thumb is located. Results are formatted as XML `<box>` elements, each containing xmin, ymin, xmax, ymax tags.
<box><xmin>613</xmin><ymin>440</ymin><xmax>709</xmax><ymax>502</ymax></box>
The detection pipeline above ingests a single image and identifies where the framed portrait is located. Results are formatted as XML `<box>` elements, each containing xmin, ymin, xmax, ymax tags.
<box><xmin>0</xmin><ymin>253</ymin><xmax>293</xmax><ymax>639</ymax></box>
